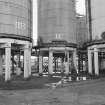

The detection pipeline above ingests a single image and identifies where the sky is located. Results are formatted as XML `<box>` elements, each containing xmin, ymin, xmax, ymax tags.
<box><xmin>33</xmin><ymin>0</ymin><xmax>86</xmax><ymax>45</ymax></box>
<box><xmin>76</xmin><ymin>0</ymin><xmax>86</xmax><ymax>15</ymax></box>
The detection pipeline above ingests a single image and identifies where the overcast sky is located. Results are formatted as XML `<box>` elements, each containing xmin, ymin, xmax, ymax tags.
<box><xmin>76</xmin><ymin>0</ymin><xmax>85</xmax><ymax>15</ymax></box>
<box><xmin>33</xmin><ymin>0</ymin><xmax>85</xmax><ymax>44</ymax></box>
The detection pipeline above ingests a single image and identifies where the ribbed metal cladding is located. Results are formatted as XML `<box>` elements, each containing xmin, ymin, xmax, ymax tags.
<box><xmin>88</xmin><ymin>0</ymin><xmax>105</xmax><ymax>40</ymax></box>
<box><xmin>0</xmin><ymin>0</ymin><xmax>32</xmax><ymax>41</ymax></box>
<box><xmin>38</xmin><ymin>0</ymin><xmax>77</xmax><ymax>44</ymax></box>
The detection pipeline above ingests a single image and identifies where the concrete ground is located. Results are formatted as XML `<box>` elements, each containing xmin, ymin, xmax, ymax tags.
<box><xmin>0</xmin><ymin>78</ymin><xmax>105</xmax><ymax>105</ymax></box>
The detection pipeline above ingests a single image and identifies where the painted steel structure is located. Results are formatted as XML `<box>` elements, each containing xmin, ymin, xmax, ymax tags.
<box><xmin>0</xmin><ymin>0</ymin><xmax>33</xmax><ymax>81</ymax></box>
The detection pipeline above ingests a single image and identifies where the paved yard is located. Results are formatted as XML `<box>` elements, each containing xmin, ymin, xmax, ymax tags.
<box><xmin>0</xmin><ymin>78</ymin><xmax>105</xmax><ymax>105</ymax></box>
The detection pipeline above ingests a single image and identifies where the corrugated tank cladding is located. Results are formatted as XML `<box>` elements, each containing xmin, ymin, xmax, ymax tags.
<box><xmin>89</xmin><ymin>0</ymin><xmax>105</xmax><ymax>40</ymax></box>
<box><xmin>76</xmin><ymin>16</ymin><xmax>88</xmax><ymax>47</ymax></box>
<box><xmin>38</xmin><ymin>0</ymin><xmax>77</xmax><ymax>44</ymax></box>
<box><xmin>0</xmin><ymin>0</ymin><xmax>32</xmax><ymax>41</ymax></box>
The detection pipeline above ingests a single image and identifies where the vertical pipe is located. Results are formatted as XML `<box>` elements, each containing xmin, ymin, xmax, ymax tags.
<box><xmin>88</xmin><ymin>49</ymin><xmax>92</xmax><ymax>74</ymax></box>
<box><xmin>11</xmin><ymin>52</ymin><xmax>15</xmax><ymax>74</ymax></box>
<box><xmin>28</xmin><ymin>48</ymin><xmax>31</xmax><ymax>76</ymax></box>
<box><xmin>48</xmin><ymin>51</ymin><xmax>53</xmax><ymax>75</ymax></box>
<box><xmin>64</xmin><ymin>51</ymin><xmax>69</xmax><ymax>75</ymax></box>
<box><xmin>73</xmin><ymin>50</ymin><xmax>77</xmax><ymax>71</ymax></box>
<box><xmin>39</xmin><ymin>55</ymin><xmax>43</xmax><ymax>74</ymax></box>
<box><xmin>0</xmin><ymin>51</ymin><xmax>3</xmax><ymax>76</ymax></box>
<box><xmin>86</xmin><ymin>0</ymin><xmax>92</xmax><ymax>40</ymax></box>
<box><xmin>5</xmin><ymin>44</ymin><xmax>11</xmax><ymax>81</ymax></box>
<box><xmin>94</xmin><ymin>48</ymin><xmax>99</xmax><ymax>75</ymax></box>
<box><xmin>16</xmin><ymin>53</ymin><xmax>21</xmax><ymax>76</ymax></box>
<box><xmin>18</xmin><ymin>51</ymin><xmax>21</xmax><ymax>68</ymax></box>
<box><xmin>24</xmin><ymin>46</ymin><xmax>30</xmax><ymax>78</ymax></box>
<box><xmin>54</xmin><ymin>57</ymin><xmax>57</xmax><ymax>73</ymax></box>
<box><xmin>78</xmin><ymin>51</ymin><xmax>81</xmax><ymax>74</ymax></box>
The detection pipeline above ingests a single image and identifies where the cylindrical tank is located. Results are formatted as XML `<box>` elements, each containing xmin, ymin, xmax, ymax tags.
<box><xmin>0</xmin><ymin>0</ymin><xmax>32</xmax><ymax>41</ymax></box>
<box><xmin>86</xmin><ymin>0</ymin><xmax>105</xmax><ymax>72</ymax></box>
<box><xmin>38</xmin><ymin>0</ymin><xmax>76</xmax><ymax>44</ymax></box>
<box><xmin>88</xmin><ymin>0</ymin><xmax>105</xmax><ymax>40</ymax></box>
<box><xmin>76</xmin><ymin>16</ymin><xmax>88</xmax><ymax>47</ymax></box>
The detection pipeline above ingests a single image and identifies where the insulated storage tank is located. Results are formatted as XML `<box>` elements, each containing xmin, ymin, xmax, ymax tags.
<box><xmin>87</xmin><ymin>0</ymin><xmax>105</xmax><ymax>40</ymax></box>
<box><xmin>0</xmin><ymin>0</ymin><xmax>32</xmax><ymax>41</ymax></box>
<box><xmin>38</xmin><ymin>0</ymin><xmax>76</xmax><ymax>44</ymax></box>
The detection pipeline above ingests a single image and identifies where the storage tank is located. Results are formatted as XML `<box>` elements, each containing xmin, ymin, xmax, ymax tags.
<box><xmin>86</xmin><ymin>0</ymin><xmax>105</xmax><ymax>75</ymax></box>
<box><xmin>38</xmin><ymin>0</ymin><xmax>76</xmax><ymax>44</ymax></box>
<box><xmin>87</xmin><ymin>0</ymin><xmax>105</xmax><ymax>40</ymax></box>
<box><xmin>0</xmin><ymin>0</ymin><xmax>32</xmax><ymax>41</ymax></box>
<box><xmin>76</xmin><ymin>15</ymin><xmax>88</xmax><ymax>47</ymax></box>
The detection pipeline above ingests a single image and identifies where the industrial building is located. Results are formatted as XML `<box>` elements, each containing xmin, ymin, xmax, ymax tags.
<box><xmin>1</xmin><ymin>0</ymin><xmax>105</xmax><ymax>81</ymax></box>
<box><xmin>34</xmin><ymin>0</ymin><xmax>105</xmax><ymax>78</ymax></box>
<box><xmin>0</xmin><ymin>0</ymin><xmax>32</xmax><ymax>81</ymax></box>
